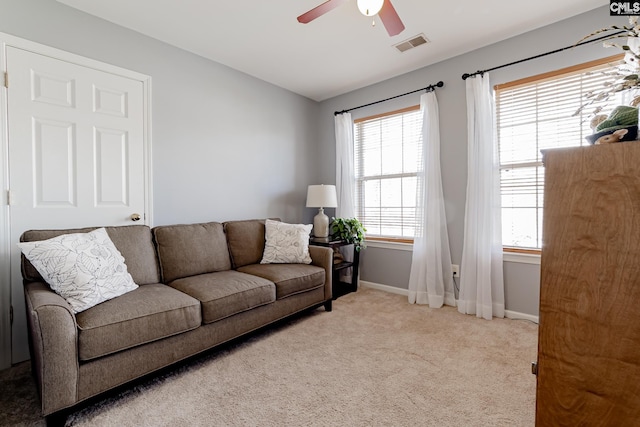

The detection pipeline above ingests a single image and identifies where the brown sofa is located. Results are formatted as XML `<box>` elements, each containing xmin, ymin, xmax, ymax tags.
<box><xmin>20</xmin><ymin>219</ymin><xmax>333</xmax><ymax>422</ymax></box>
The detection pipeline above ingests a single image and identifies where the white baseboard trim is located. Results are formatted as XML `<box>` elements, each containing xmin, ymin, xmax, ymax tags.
<box><xmin>505</xmin><ymin>310</ymin><xmax>539</xmax><ymax>324</ymax></box>
<box><xmin>360</xmin><ymin>281</ymin><xmax>539</xmax><ymax>324</ymax></box>
<box><xmin>360</xmin><ymin>280</ymin><xmax>409</xmax><ymax>296</ymax></box>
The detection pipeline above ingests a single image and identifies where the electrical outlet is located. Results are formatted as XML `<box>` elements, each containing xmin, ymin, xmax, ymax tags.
<box><xmin>451</xmin><ymin>264</ymin><xmax>460</xmax><ymax>277</ymax></box>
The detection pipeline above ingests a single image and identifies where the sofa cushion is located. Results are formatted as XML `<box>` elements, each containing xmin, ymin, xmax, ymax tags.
<box><xmin>224</xmin><ymin>219</ymin><xmax>268</xmax><ymax>268</ymax></box>
<box><xmin>20</xmin><ymin>225</ymin><xmax>160</xmax><ymax>285</ymax></box>
<box><xmin>76</xmin><ymin>284</ymin><xmax>201</xmax><ymax>361</ymax></box>
<box><xmin>169</xmin><ymin>270</ymin><xmax>275</xmax><ymax>324</ymax></box>
<box><xmin>153</xmin><ymin>222</ymin><xmax>231</xmax><ymax>283</ymax></box>
<box><xmin>237</xmin><ymin>264</ymin><xmax>324</xmax><ymax>300</ymax></box>
<box><xmin>18</xmin><ymin>228</ymin><xmax>138</xmax><ymax>313</ymax></box>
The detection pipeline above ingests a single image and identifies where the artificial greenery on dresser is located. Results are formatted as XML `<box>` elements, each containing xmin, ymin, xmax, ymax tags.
<box><xmin>577</xmin><ymin>16</ymin><xmax>640</xmax><ymax>116</ymax></box>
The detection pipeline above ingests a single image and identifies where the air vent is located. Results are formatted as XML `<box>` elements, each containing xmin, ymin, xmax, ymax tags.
<box><xmin>394</xmin><ymin>34</ymin><xmax>429</xmax><ymax>53</ymax></box>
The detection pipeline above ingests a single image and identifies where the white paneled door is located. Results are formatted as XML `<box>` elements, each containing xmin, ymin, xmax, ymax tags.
<box><xmin>5</xmin><ymin>45</ymin><xmax>150</xmax><ymax>363</ymax></box>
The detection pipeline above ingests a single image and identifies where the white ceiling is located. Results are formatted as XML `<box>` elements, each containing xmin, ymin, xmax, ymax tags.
<box><xmin>56</xmin><ymin>0</ymin><xmax>606</xmax><ymax>101</ymax></box>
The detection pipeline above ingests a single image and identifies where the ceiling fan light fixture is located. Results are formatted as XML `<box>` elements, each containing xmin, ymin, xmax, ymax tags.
<box><xmin>356</xmin><ymin>0</ymin><xmax>384</xmax><ymax>17</ymax></box>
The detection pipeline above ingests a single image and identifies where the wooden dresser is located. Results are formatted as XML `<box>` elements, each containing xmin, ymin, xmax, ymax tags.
<box><xmin>536</xmin><ymin>143</ymin><xmax>640</xmax><ymax>425</ymax></box>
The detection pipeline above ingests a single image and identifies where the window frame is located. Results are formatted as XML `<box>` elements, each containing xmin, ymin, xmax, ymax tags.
<box><xmin>495</xmin><ymin>54</ymin><xmax>625</xmax><ymax>254</ymax></box>
<box><xmin>353</xmin><ymin>104</ymin><xmax>422</xmax><ymax>244</ymax></box>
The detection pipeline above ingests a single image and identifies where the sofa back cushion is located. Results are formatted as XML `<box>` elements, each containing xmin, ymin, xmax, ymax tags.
<box><xmin>223</xmin><ymin>219</ymin><xmax>269</xmax><ymax>268</ymax></box>
<box><xmin>153</xmin><ymin>222</ymin><xmax>231</xmax><ymax>283</ymax></box>
<box><xmin>20</xmin><ymin>225</ymin><xmax>160</xmax><ymax>285</ymax></box>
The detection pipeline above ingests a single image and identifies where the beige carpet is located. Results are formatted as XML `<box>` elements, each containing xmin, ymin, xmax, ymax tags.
<box><xmin>0</xmin><ymin>288</ymin><xmax>538</xmax><ymax>426</ymax></box>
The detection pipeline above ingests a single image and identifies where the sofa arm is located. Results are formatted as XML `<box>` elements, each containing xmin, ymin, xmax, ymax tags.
<box><xmin>24</xmin><ymin>281</ymin><xmax>79</xmax><ymax>416</ymax></box>
<box><xmin>309</xmin><ymin>246</ymin><xmax>333</xmax><ymax>301</ymax></box>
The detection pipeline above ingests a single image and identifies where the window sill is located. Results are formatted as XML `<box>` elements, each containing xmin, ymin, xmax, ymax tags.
<box><xmin>503</xmin><ymin>251</ymin><xmax>541</xmax><ymax>265</ymax></box>
<box><xmin>365</xmin><ymin>239</ymin><xmax>413</xmax><ymax>252</ymax></box>
<box><xmin>363</xmin><ymin>241</ymin><xmax>542</xmax><ymax>263</ymax></box>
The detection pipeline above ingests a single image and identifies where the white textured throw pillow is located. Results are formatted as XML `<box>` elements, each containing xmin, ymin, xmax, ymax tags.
<box><xmin>18</xmin><ymin>227</ymin><xmax>138</xmax><ymax>313</ymax></box>
<box><xmin>261</xmin><ymin>220</ymin><xmax>313</xmax><ymax>264</ymax></box>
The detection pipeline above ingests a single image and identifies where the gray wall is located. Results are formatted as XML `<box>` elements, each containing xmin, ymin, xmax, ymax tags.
<box><xmin>317</xmin><ymin>6</ymin><xmax>624</xmax><ymax>317</ymax></box>
<box><xmin>0</xmin><ymin>0</ymin><xmax>320</xmax><ymax>227</ymax></box>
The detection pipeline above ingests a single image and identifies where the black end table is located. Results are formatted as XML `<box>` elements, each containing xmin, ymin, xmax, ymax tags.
<box><xmin>309</xmin><ymin>237</ymin><xmax>360</xmax><ymax>300</ymax></box>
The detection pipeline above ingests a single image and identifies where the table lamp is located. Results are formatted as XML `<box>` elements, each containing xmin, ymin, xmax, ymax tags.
<box><xmin>306</xmin><ymin>184</ymin><xmax>337</xmax><ymax>238</ymax></box>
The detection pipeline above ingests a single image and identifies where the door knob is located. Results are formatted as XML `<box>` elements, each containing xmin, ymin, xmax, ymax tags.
<box><xmin>130</xmin><ymin>213</ymin><xmax>141</xmax><ymax>222</ymax></box>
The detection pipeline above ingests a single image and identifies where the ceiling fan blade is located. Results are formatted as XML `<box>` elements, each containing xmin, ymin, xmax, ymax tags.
<box><xmin>378</xmin><ymin>0</ymin><xmax>405</xmax><ymax>36</ymax></box>
<box><xmin>297</xmin><ymin>0</ymin><xmax>347</xmax><ymax>24</ymax></box>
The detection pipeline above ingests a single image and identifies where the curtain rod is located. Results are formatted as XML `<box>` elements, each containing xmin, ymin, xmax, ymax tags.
<box><xmin>334</xmin><ymin>81</ymin><xmax>444</xmax><ymax>116</ymax></box>
<box><xmin>461</xmin><ymin>30</ymin><xmax>626</xmax><ymax>80</ymax></box>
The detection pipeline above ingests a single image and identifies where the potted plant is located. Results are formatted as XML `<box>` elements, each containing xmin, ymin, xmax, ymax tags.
<box><xmin>330</xmin><ymin>217</ymin><xmax>367</xmax><ymax>251</ymax></box>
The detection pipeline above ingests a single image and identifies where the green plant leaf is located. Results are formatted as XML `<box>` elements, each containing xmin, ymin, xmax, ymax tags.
<box><xmin>329</xmin><ymin>217</ymin><xmax>367</xmax><ymax>250</ymax></box>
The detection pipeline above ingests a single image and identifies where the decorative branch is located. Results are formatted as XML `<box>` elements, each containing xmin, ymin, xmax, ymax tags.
<box><xmin>575</xmin><ymin>17</ymin><xmax>640</xmax><ymax>117</ymax></box>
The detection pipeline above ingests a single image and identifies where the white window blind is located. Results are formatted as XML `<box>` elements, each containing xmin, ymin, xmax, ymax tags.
<box><xmin>496</xmin><ymin>55</ymin><xmax>625</xmax><ymax>249</ymax></box>
<box><xmin>354</xmin><ymin>106</ymin><xmax>422</xmax><ymax>240</ymax></box>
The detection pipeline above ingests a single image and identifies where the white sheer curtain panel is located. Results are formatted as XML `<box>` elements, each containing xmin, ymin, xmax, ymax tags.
<box><xmin>335</xmin><ymin>113</ymin><xmax>356</xmax><ymax>281</ymax></box>
<box><xmin>335</xmin><ymin>113</ymin><xmax>355</xmax><ymax>219</ymax></box>
<box><xmin>408</xmin><ymin>92</ymin><xmax>454</xmax><ymax>307</ymax></box>
<box><xmin>459</xmin><ymin>73</ymin><xmax>505</xmax><ymax>320</ymax></box>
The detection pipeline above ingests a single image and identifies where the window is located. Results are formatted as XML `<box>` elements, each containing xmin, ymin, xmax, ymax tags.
<box><xmin>496</xmin><ymin>55</ymin><xmax>625</xmax><ymax>250</ymax></box>
<box><xmin>354</xmin><ymin>105</ymin><xmax>422</xmax><ymax>241</ymax></box>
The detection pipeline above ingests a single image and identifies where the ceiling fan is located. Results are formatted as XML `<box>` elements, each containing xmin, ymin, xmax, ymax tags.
<box><xmin>297</xmin><ymin>0</ymin><xmax>405</xmax><ymax>37</ymax></box>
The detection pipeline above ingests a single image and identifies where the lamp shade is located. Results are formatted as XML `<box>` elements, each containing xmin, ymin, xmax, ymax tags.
<box><xmin>306</xmin><ymin>185</ymin><xmax>337</xmax><ymax>208</ymax></box>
